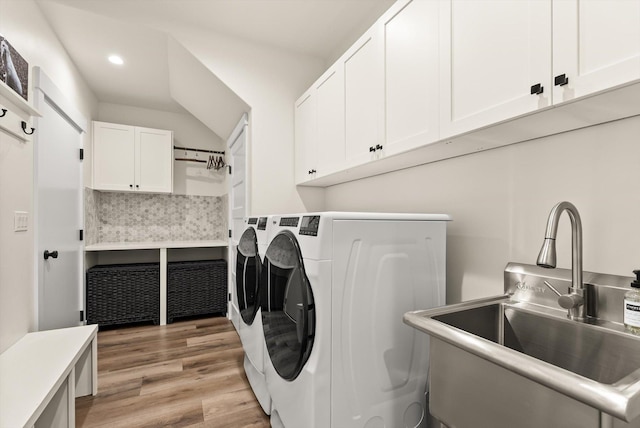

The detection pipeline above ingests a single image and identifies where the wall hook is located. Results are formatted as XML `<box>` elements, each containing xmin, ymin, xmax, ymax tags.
<box><xmin>21</xmin><ymin>121</ymin><xmax>35</xmax><ymax>135</ymax></box>
<box><xmin>0</xmin><ymin>109</ymin><xmax>7</xmax><ymax>118</ymax></box>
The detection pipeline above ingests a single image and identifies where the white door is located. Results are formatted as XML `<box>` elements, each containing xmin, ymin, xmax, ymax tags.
<box><xmin>553</xmin><ymin>0</ymin><xmax>640</xmax><ymax>104</ymax></box>
<box><xmin>227</xmin><ymin>113</ymin><xmax>249</xmax><ymax>330</ymax></box>
<box><xmin>439</xmin><ymin>0</ymin><xmax>551</xmax><ymax>139</ymax></box>
<box><xmin>33</xmin><ymin>69</ymin><xmax>86</xmax><ymax>330</ymax></box>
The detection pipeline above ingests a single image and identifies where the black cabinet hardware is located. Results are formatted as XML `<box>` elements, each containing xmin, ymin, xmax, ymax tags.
<box><xmin>554</xmin><ymin>74</ymin><xmax>569</xmax><ymax>86</ymax></box>
<box><xmin>530</xmin><ymin>83</ymin><xmax>544</xmax><ymax>95</ymax></box>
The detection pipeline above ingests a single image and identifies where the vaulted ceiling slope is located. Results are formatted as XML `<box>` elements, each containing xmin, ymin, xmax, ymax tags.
<box><xmin>35</xmin><ymin>0</ymin><xmax>395</xmax><ymax>139</ymax></box>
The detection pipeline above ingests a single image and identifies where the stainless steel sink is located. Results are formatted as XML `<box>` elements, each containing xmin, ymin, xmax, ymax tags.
<box><xmin>404</xmin><ymin>263</ymin><xmax>640</xmax><ymax>428</ymax></box>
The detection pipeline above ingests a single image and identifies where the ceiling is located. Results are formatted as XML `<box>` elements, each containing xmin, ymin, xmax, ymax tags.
<box><xmin>35</xmin><ymin>0</ymin><xmax>395</xmax><ymax>137</ymax></box>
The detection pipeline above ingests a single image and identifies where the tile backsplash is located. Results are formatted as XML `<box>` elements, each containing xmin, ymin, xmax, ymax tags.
<box><xmin>85</xmin><ymin>188</ymin><xmax>227</xmax><ymax>244</ymax></box>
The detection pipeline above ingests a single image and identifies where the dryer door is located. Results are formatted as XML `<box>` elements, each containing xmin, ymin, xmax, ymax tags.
<box><xmin>262</xmin><ymin>230</ymin><xmax>315</xmax><ymax>381</ymax></box>
<box><xmin>236</xmin><ymin>227</ymin><xmax>262</xmax><ymax>325</ymax></box>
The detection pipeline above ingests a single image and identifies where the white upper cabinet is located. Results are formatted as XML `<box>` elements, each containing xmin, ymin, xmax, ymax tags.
<box><xmin>316</xmin><ymin>67</ymin><xmax>346</xmax><ymax>176</ymax></box>
<box><xmin>135</xmin><ymin>126</ymin><xmax>174</xmax><ymax>193</ymax></box>
<box><xmin>439</xmin><ymin>0</ymin><xmax>552</xmax><ymax>139</ymax></box>
<box><xmin>344</xmin><ymin>26</ymin><xmax>385</xmax><ymax>166</ymax></box>
<box><xmin>294</xmin><ymin>91</ymin><xmax>317</xmax><ymax>184</ymax></box>
<box><xmin>295</xmin><ymin>64</ymin><xmax>346</xmax><ymax>184</ymax></box>
<box><xmin>93</xmin><ymin>121</ymin><xmax>173</xmax><ymax>193</ymax></box>
<box><xmin>552</xmin><ymin>0</ymin><xmax>640</xmax><ymax>103</ymax></box>
<box><xmin>383</xmin><ymin>0</ymin><xmax>440</xmax><ymax>156</ymax></box>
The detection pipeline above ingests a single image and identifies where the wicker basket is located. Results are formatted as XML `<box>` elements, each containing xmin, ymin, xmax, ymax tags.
<box><xmin>86</xmin><ymin>263</ymin><xmax>160</xmax><ymax>327</ymax></box>
<box><xmin>167</xmin><ymin>259</ymin><xmax>227</xmax><ymax>323</ymax></box>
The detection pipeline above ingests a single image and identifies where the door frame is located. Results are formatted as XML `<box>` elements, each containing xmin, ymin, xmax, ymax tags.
<box><xmin>227</xmin><ymin>112</ymin><xmax>249</xmax><ymax>322</ymax></box>
<box><xmin>32</xmin><ymin>67</ymin><xmax>87</xmax><ymax>330</ymax></box>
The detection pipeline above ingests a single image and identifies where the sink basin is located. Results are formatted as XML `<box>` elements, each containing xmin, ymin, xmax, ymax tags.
<box><xmin>405</xmin><ymin>295</ymin><xmax>640</xmax><ymax>428</ymax></box>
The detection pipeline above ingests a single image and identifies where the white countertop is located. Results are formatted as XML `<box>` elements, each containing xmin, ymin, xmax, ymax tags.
<box><xmin>85</xmin><ymin>240</ymin><xmax>228</xmax><ymax>251</ymax></box>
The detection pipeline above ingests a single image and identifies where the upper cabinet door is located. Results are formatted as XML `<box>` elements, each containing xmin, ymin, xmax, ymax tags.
<box><xmin>344</xmin><ymin>26</ymin><xmax>385</xmax><ymax>166</ymax></box>
<box><xmin>135</xmin><ymin>126</ymin><xmax>173</xmax><ymax>194</ymax></box>
<box><xmin>294</xmin><ymin>91</ymin><xmax>317</xmax><ymax>184</ymax></box>
<box><xmin>93</xmin><ymin>121</ymin><xmax>136</xmax><ymax>192</ymax></box>
<box><xmin>383</xmin><ymin>0</ymin><xmax>440</xmax><ymax>156</ymax></box>
<box><xmin>315</xmin><ymin>67</ymin><xmax>345</xmax><ymax>176</ymax></box>
<box><xmin>439</xmin><ymin>0</ymin><xmax>551</xmax><ymax>139</ymax></box>
<box><xmin>553</xmin><ymin>0</ymin><xmax>640</xmax><ymax>104</ymax></box>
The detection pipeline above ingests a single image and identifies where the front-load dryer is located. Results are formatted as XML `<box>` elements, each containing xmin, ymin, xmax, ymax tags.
<box><xmin>261</xmin><ymin>212</ymin><xmax>450</xmax><ymax>428</ymax></box>
<box><xmin>236</xmin><ymin>215</ymin><xmax>273</xmax><ymax>414</ymax></box>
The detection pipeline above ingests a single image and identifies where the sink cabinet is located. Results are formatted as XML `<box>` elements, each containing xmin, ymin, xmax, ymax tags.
<box><xmin>92</xmin><ymin>121</ymin><xmax>173</xmax><ymax>193</ymax></box>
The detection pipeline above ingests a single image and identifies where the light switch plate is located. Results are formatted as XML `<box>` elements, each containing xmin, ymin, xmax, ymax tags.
<box><xmin>14</xmin><ymin>211</ymin><xmax>28</xmax><ymax>232</ymax></box>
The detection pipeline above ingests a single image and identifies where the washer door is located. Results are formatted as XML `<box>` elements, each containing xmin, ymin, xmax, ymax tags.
<box><xmin>262</xmin><ymin>230</ymin><xmax>315</xmax><ymax>381</ymax></box>
<box><xmin>236</xmin><ymin>227</ymin><xmax>262</xmax><ymax>325</ymax></box>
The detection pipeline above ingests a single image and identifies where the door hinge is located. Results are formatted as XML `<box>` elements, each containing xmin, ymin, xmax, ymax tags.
<box><xmin>79</xmin><ymin>148</ymin><xmax>84</xmax><ymax>160</ymax></box>
<box><xmin>228</xmin><ymin>229</ymin><xmax>232</xmax><ymax>238</ymax></box>
<box><xmin>228</xmin><ymin>165</ymin><xmax>232</xmax><ymax>175</ymax></box>
<box><xmin>80</xmin><ymin>310</ymin><xmax>84</xmax><ymax>321</ymax></box>
<box><xmin>79</xmin><ymin>229</ymin><xmax>84</xmax><ymax>241</ymax></box>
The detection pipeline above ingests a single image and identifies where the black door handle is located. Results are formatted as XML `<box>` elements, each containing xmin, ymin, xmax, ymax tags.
<box><xmin>44</xmin><ymin>250</ymin><xmax>58</xmax><ymax>260</ymax></box>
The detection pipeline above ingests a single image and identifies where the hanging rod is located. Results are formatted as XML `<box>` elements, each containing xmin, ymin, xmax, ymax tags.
<box><xmin>173</xmin><ymin>145</ymin><xmax>225</xmax><ymax>155</ymax></box>
<box><xmin>174</xmin><ymin>158</ymin><xmax>207</xmax><ymax>163</ymax></box>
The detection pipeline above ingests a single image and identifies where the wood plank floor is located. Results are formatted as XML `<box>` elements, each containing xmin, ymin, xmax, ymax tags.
<box><xmin>76</xmin><ymin>317</ymin><xmax>271</xmax><ymax>428</ymax></box>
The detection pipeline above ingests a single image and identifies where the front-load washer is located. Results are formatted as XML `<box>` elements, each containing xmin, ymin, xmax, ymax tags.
<box><xmin>261</xmin><ymin>212</ymin><xmax>450</xmax><ymax>428</ymax></box>
<box><xmin>236</xmin><ymin>215</ymin><xmax>274</xmax><ymax>414</ymax></box>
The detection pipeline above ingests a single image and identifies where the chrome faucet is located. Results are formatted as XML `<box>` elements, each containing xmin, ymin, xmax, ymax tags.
<box><xmin>536</xmin><ymin>201</ymin><xmax>585</xmax><ymax>320</ymax></box>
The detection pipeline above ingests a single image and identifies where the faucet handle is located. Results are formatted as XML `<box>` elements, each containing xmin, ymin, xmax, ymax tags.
<box><xmin>543</xmin><ymin>280</ymin><xmax>584</xmax><ymax>310</ymax></box>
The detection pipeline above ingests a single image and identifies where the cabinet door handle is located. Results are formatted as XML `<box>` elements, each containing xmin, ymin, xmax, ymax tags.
<box><xmin>129</xmin><ymin>184</ymin><xmax>133</xmax><ymax>188</ymax></box>
<box><xmin>376</xmin><ymin>144</ymin><xmax>383</xmax><ymax>151</ymax></box>
<box><xmin>554</xmin><ymin>74</ymin><xmax>569</xmax><ymax>86</ymax></box>
<box><xmin>530</xmin><ymin>83</ymin><xmax>544</xmax><ymax>95</ymax></box>
<box><xmin>369</xmin><ymin>146</ymin><xmax>376</xmax><ymax>152</ymax></box>
<box><xmin>136</xmin><ymin>184</ymin><xmax>139</xmax><ymax>188</ymax></box>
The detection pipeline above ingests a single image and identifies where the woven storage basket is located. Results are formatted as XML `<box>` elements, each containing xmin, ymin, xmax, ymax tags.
<box><xmin>86</xmin><ymin>263</ymin><xmax>160</xmax><ymax>327</ymax></box>
<box><xmin>167</xmin><ymin>259</ymin><xmax>227</xmax><ymax>323</ymax></box>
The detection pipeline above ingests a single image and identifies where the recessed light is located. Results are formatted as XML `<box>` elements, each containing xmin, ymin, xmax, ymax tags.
<box><xmin>108</xmin><ymin>55</ymin><xmax>124</xmax><ymax>65</ymax></box>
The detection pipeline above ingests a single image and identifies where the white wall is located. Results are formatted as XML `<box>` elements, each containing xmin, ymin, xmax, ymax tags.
<box><xmin>325</xmin><ymin>116</ymin><xmax>640</xmax><ymax>304</ymax></box>
<box><xmin>166</xmin><ymin>27</ymin><xmax>326</xmax><ymax>215</ymax></box>
<box><xmin>97</xmin><ymin>102</ymin><xmax>226</xmax><ymax>196</ymax></box>
<box><xmin>0</xmin><ymin>0</ymin><xmax>97</xmax><ymax>352</ymax></box>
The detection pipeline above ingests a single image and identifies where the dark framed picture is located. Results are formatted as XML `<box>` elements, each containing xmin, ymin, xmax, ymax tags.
<box><xmin>0</xmin><ymin>34</ymin><xmax>29</xmax><ymax>102</ymax></box>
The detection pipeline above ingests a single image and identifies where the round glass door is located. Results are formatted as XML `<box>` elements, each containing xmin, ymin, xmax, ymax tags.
<box><xmin>261</xmin><ymin>230</ymin><xmax>315</xmax><ymax>381</ymax></box>
<box><xmin>236</xmin><ymin>227</ymin><xmax>262</xmax><ymax>325</ymax></box>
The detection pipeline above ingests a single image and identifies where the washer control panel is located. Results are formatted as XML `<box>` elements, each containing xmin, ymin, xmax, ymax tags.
<box><xmin>300</xmin><ymin>216</ymin><xmax>320</xmax><ymax>236</ymax></box>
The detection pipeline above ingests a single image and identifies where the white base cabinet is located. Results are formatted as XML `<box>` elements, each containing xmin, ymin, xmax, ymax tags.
<box><xmin>93</xmin><ymin>121</ymin><xmax>173</xmax><ymax>193</ymax></box>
